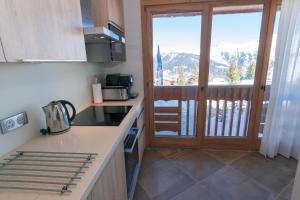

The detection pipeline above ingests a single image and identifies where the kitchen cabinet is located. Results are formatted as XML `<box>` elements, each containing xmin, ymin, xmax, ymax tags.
<box><xmin>0</xmin><ymin>0</ymin><xmax>86</xmax><ymax>62</ymax></box>
<box><xmin>0</xmin><ymin>39</ymin><xmax>5</xmax><ymax>62</ymax></box>
<box><xmin>87</xmin><ymin>142</ymin><xmax>127</xmax><ymax>200</ymax></box>
<box><xmin>87</xmin><ymin>102</ymin><xmax>145</xmax><ymax>200</ymax></box>
<box><xmin>107</xmin><ymin>0</ymin><xmax>125</xmax><ymax>30</ymax></box>
<box><xmin>86</xmin><ymin>0</ymin><xmax>125</xmax><ymax>31</ymax></box>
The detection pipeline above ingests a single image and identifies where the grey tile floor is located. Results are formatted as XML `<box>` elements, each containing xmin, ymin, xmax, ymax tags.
<box><xmin>133</xmin><ymin>148</ymin><xmax>298</xmax><ymax>200</ymax></box>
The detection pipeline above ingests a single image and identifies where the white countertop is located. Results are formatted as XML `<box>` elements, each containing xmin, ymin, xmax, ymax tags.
<box><xmin>0</xmin><ymin>96</ymin><xmax>144</xmax><ymax>200</ymax></box>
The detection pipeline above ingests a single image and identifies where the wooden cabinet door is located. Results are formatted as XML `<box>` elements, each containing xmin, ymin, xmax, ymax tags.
<box><xmin>0</xmin><ymin>0</ymin><xmax>86</xmax><ymax>62</ymax></box>
<box><xmin>87</xmin><ymin>142</ymin><xmax>127</xmax><ymax>200</ymax></box>
<box><xmin>108</xmin><ymin>0</ymin><xmax>124</xmax><ymax>30</ymax></box>
<box><xmin>0</xmin><ymin>38</ymin><xmax>5</xmax><ymax>62</ymax></box>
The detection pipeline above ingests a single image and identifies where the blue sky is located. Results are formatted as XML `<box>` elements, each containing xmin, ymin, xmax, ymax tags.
<box><xmin>212</xmin><ymin>13</ymin><xmax>263</xmax><ymax>44</ymax></box>
<box><xmin>153</xmin><ymin>12</ymin><xmax>264</xmax><ymax>55</ymax></box>
<box><xmin>153</xmin><ymin>15</ymin><xmax>202</xmax><ymax>54</ymax></box>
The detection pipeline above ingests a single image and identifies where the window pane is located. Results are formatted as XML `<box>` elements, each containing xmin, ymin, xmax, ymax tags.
<box><xmin>206</xmin><ymin>5</ymin><xmax>263</xmax><ymax>138</ymax></box>
<box><xmin>153</xmin><ymin>13</ymin><xmax>201</xmax><ymax>86</ymax></box>
<box><xmin>152</xmin><ymin>12</ymin><xmax>201</xmax><ymax>137</ymax></box>
<box><xmin>209</xmin><ymin>5</ymin><xmax>263</xmax><ymax>85</ymax></box>
<box><xmin>266</xmin><ymin>10</ymin><xmax>281</xmax><ymax>84</ymax></box>
<box><xmin>259</xmin><ymin>9</ymin><xmax>281</xmax><ymax>138</ymax></box>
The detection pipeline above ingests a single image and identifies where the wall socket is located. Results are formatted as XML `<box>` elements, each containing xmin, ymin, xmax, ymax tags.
<box><xmin>0</xmin><ymin>112</ymin><xmax>28</xmax><ymax>134</ymax></box>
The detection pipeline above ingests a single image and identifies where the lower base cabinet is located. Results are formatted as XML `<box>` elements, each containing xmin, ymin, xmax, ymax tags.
<box><xmin>86</xmin><ymin>105</ymin><xmax>145</xmax><ymax>200</ymax></box>
<box><xmin>87</xmin><ymin>142</ymin><xmax>127</xmax><ymax>200</ymax></box>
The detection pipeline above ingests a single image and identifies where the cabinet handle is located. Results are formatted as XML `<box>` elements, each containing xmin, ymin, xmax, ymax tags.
<box><xmin>124</xmin><ymin>128</ymin><xmax>139</xmax><ymax>153</ymax></box>
<box><xmin>20</xmin><ymin>59</ymin><xmax>86</xmax><ymax>63</ymax></box>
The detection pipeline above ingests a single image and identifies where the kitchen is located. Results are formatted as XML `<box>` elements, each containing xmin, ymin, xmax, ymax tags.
<box><xmin>0</xmin><ymin>0</ymin><xmax>300</xmax><ymax>200</ymax></box>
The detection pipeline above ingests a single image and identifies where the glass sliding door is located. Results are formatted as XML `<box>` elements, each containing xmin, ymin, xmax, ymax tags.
<box><xmin>143</xmin><ymin>1</ymin><xmax>279</xmax><ymax>149</ymax></box>
<box><xmin>204</xmin><ymin>5</ymin><xmax>264</xmax><ymax>147</ymax></box>
<box><xmin>150</xmin><ymin>6</ymin><xmax>205</xmax><ymax>145</ymax></box>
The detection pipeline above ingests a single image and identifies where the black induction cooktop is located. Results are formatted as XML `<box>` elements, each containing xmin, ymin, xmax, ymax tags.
<box><xmin>72</xmin><ymin>106</ymin><xmax>132</xmax><ymax>126</ymax></box>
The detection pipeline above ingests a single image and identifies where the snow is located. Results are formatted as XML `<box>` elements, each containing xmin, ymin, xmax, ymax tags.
<box><xmin>210</xmin><ymin>39</ymin><xmax>260</xmax><ymax>64</ymax></box>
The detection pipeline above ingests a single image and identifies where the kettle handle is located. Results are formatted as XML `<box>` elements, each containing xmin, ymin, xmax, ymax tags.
<box><xmin>59</xmin><ymin>100</ymin><xmax>76</xmax><ymax>123</ymax></box>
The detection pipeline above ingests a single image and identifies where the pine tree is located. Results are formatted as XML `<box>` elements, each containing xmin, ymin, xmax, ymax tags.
<box><xmin>226</xmin><ymin>56</ymin><xmax>242</xmax><ymax>84</ymax></box>
<box><xmin>188</xmin><ymin>65</ymin><xmax>199</xmax><ymax>85</ymax></box>
<box><xmin>246</xmin><ymin>61</ymin><xmax>256</xmax><ymax>80</ymax></box>
<box><xmin>176</xmin><ymin>66</ymin><xmax>187</xmax><ymax>85</ymax></box>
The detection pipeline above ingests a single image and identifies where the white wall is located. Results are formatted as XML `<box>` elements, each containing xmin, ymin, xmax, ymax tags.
<box><xmin>102</xmin><ymin>0</ymin><xmax>144</xmax><ymax>96</ymax></box>
<box><xmin>292</xmin><ymin>163</ymin><xmax>300</xmax><ymax>200</ymax></box>
<box><xmin>291</xmin><ymin>122</ymin><xmax>300</xmax><ymax>159</ymax></box>
<box><xmin>0</xmin><ymin>62</ymin><xmax>103</xmax><ymax>156</ymax></box>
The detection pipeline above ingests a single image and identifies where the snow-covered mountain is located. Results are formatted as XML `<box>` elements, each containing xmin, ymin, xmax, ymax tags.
<box><xmin>155</xmin><ymin>51</ymin><xmax>257</xmax><ymax>71</ymax></box>
<box><xmin>153</xmin><ymin>51</ymin><xmax>258</xmax><ymax>84</ymax></box>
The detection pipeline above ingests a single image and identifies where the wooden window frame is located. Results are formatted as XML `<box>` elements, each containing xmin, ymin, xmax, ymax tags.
<box><xmin>141</xmin><ymin>0</ymin><xmax>281</xmax><ymax>150</ymax></box>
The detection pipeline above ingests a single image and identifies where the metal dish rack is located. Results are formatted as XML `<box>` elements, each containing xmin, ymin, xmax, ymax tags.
<box><xmin>0</xmin><ymin>151</ymin><xmax>97</xmax><ymax>194</ymax></box>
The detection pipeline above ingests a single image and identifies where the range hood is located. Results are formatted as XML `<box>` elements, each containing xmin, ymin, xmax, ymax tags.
<box><xmin>80</xmin><ymin>0</ymin><xmax>125</xmax><ymax>44</ymax></box>
<box><xmin>80</xmin><ymin>0</ymin><xmax>126</xmax><ymax>62</ymax></box>
<box><xmin>83</xmin><ymin>26</ymin><xmax>125</xmax><ymax>44</ymax></box>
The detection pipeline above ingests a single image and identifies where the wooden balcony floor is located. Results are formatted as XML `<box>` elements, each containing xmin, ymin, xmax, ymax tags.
<box><xmin>134</xmin><ymin>148</ymin><xmax>298</xmax><ymax>200</ymax></box>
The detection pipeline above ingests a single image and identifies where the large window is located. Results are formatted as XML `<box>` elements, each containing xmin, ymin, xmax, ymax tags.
<box><xmin>206</xmin><ymin>5</ymin><xmax>264</xmax><ymax>137</ymax></box>
<box><xmin>152</xmin><ymin>13</ymin><xmax>202</xmax><ymax>137</ymax></box>
<box><xmin>209</xmin><ymin>5</ymin><xmax>263</xmax><ymax>85</ymax></box>
<box><xmin>153</xmin><ymin>13</ymin><xmax>201</xmax><ymax>86</ymax></box>
<box><xmin>144</xmin><ymin>1</ymin><xmax>282</xmax><ymax>149</ymax></box>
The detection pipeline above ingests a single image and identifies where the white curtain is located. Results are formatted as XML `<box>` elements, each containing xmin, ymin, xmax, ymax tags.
<box><xmin>260</xmin><ymin>0</ymin><xmax>300</xmax><ymax>159</ymax></box>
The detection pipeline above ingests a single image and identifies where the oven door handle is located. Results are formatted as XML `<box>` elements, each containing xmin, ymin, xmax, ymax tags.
<box><xmin>124</xmin><ymin>128</ymin><xmax>140</xmax><ymax>153</ymax></box>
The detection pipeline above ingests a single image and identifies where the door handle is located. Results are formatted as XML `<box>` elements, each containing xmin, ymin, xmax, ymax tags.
<box><xmin>124</xmin><ymin>128</ymin><xmax>139</xmax><ymax>153</ymax></box>
<box><xmin>200</xmin><ymin>86</ymin><xmax>204</xmax><ymax>91</ymax></box>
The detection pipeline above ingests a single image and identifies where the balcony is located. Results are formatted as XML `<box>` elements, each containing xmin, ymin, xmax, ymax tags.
<box><xmin>154</xmin><ymin>84</ymin><xmax>271</xmax><ymax>138</ymax></box>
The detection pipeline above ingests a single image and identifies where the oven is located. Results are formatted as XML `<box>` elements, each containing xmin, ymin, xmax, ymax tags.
<box><xmin>124</xmin><ymin>127</ymin><xmax>139</xmax><ymax>198</ymax></box>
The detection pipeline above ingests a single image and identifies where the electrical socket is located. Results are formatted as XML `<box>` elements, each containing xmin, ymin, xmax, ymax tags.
<box><xmin>0</xmin><ymin>112</ymin><xmax>28</xmax><ymax>134</ymax></box>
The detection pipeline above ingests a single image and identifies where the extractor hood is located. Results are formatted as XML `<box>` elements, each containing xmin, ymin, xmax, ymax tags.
<box><xmin>80</xmin><ymin>0</ymin><xmax>125</xmax><ymax>44</ymax></box>
<box><xmin>80</xmin><ymin>0</ymin><xmax>126</xmax><ymax>62</ymax></box>
<box><xmin>83</xmin><ymin>26</ymin><xmax>125</xmax><ymax>44</ymax></box>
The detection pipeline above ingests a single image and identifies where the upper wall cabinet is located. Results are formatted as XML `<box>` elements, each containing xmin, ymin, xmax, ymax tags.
<box><xmin>0</xmin><ymin>0</ymin><xmax>87</xmax><ymax>62</ymax></box>
<box><xmin>107</xmin><ymin>0</ymin><xmax>125</xmax><ymax>30</ymax></box>
<box><xmin>82</xmin><ymin>0</ymin><xmax>124</xmax><ymax>31</ymax></box>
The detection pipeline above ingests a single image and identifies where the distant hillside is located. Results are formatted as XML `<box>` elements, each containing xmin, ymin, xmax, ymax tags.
<box><xmin>154</xmin><ymin>51</ymin><xmax>258</xmax><ymax>80</ymax></box>
<box><xmin>160</xmin><ymin>52</ymin><xmax>201</xmax><ymax>71</ymax></box>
